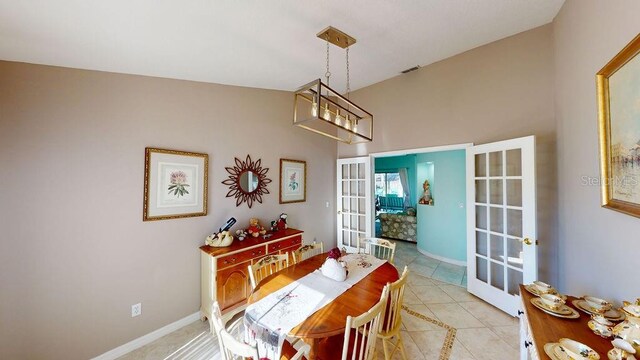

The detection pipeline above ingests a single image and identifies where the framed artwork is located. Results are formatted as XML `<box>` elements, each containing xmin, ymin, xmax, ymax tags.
<box><xmin>279</xmin><ymin>159</ymin><xmax>306</xmax><ymax>204</ymax></box>
<box><xmin>143</xmin><ymin>147</ymin><xmax>208</xmax><ymax>221</ymax></box>
<box><xmin>597</xmin><ymin>33</ymin><xmax>640</xmax><ymax>218</ymax></box>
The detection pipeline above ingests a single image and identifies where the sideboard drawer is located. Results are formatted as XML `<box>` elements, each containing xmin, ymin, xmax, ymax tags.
<box><xmin>217</xmin><ymin>246</ymin><xmax>266</xmax><ymax>269</ymax></box>
<box><xmin>268</xmin><ymin>235</ymin><xmax>302</xmax><ymax>253</ymax></box>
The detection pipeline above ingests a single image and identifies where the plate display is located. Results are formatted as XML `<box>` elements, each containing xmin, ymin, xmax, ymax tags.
<box><xmin>608</xmin><ymin>348</ymin><xmax>637</xmax><ymax>360</ymax></box>
<box><xmin>531</xmin><ymin>298</ymin><xmax>581</xmax><ymax>319</ymax></box>
<box><xmin>544</xmin><ymin>343</ymin><xmax>564</xmax><ymax>360</ymax></box>
<box><xmin>573</xmin><ymin>300</ymin><xmax>626</xmax><ymax>321</ymax></box>
<box><xmin>588</xmin><ymin>320</ymin><xmax>614</xmax><ymax>338</ymax></box>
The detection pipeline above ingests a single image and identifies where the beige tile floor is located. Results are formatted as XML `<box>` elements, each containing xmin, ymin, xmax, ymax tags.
<box><xmin>118</xmin><ymin>241</ymin><xmax>520</xmax><ymax>360</ymax></box>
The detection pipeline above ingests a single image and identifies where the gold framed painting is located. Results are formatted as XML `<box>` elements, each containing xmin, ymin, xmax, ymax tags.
<box><xmin>597</xmin><ymin>33</ymin><xmax>640</xmax><ymax>218</ymax></box>
<box><xmin>279</xmin><ymin>158</ymin><xmax>306</xmax><ymax>204</ymax></box>
<box><xmin>143</xmin><ymin>148</ymin><xmax>208</xmax><ymax>221</ymax></box>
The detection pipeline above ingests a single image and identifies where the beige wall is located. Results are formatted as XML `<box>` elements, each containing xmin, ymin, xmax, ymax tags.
<box><xmin>553</xmin><ymin>0</ymin><xmax>640</xmax><ymax>299</ymax></box>
<box><xmin>0</xmin><ymin>61</ymin><xmax>337</xmax><ymax>359</ymax></box>
<box><xmin>339</xmin><ymin>25</ymin><xmax>558</xmax><ymax>284</ymax></box>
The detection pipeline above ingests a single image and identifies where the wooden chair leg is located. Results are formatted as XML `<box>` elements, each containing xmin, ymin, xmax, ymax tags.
<box><xmin>396</xmin><ymin>333</ymin><xmax>408</xmax><ymax>360</ymax></box>
<box><xmin>382</xmin><ymin>338</ymin><xmax>391</xmax><ymax>360</ymax></box>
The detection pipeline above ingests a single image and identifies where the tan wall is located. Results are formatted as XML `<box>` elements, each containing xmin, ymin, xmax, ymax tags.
<box><xmin>0</xmin><ymin>61</ymin><xmax>337</xmax><ymax>359</ymax></box>
<box><xmin>553</xmin><ymin>0</ymin><xmax>640</xmax><ymax>299</ymax></box>
<box><xmin>339</xmin><ymin>25</ymin><xmax>558</xmax><ymax>284</ymax></box>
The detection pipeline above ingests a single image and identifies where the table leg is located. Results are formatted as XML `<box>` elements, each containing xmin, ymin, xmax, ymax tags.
<box><xmin>304</xmin><ymin>337</ymin><xmax>320</xmax><ymax>360</ymax></box>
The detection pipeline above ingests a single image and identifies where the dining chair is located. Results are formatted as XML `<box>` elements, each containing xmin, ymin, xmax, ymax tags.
<box><xmin>210</xmin><ymin>301</ymin><xmax>309</xmax><ymax>360</ymax></box>
<box><xmin>341</xmin><ymin>284</ymin><xmax>390</xmax><ymax>360</ymax></box>
<box><xmin>248</xmin><ymin>254</ymin><xmax>290</xmax><ymax>290</ymax></box>
<box><xmin>377</xmin><ymin>266</ymin><xmax>409</xmax><ymax>360</ymax></box>
<box><xmin>359</xmin><ymin>237</ymin><xmax>396</xmax><ymax>264</ymax></box>
<box><xmin>293</xmin><ymin>241</ymin><xmax>324</xmax><ymax>264</ymax></box>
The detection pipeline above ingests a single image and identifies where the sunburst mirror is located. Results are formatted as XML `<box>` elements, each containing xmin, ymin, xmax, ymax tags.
<box><xmin>222</xmin><ymin>155</ymin><xmax>272</xmax><ymax>208</ymax></box>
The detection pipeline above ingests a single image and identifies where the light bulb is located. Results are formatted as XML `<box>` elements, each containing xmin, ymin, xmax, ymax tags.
<box><xmin>335</xmin><ymin>109</ymin><xmax>342</xmax><ymax>126</ymax></box>
<box><xmin>353</xmin><ymin>121</ymin><xmax>358</xmax><ymax>133</ymax></box>
<box><xmin>345</xmin><ymin>118</ymin><xmax>351</xmax><ymax>130</ymax></box>
<box><xmin>311</xmin><ymin>99</ymin><xmax>318</xmax><ymax>117</ymax></box>
<box><xmin>323</xmin><ymin>104</ymin><xmax>331</xmax><ymax>121</ymax></box>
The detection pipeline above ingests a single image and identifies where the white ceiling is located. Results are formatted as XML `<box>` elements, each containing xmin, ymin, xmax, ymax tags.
<box><xmin>0</xmin><ymin>1</ymin><xmax>564</xmax><ymax>91</ymax></box>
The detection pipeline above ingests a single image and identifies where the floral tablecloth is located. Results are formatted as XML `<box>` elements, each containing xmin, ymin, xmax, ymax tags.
<box><xmin>244</xmin><ymin>253</ymin><xmax>386</xmax><ymax>360</ymax></box>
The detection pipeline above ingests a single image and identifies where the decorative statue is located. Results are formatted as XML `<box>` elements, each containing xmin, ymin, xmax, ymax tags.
<box><xmin>419</xmin><ymin>179</ymin><xmax>433</xmax><ymax>205</ymax></box>
<box><xmin>205</xmin><ymin>231</ymin><xmax>234</xmax><ymax>247</ymax></box>
<box><xmin>270</xmin><ymin>213</ymin><xmax>288</xmax><ymax>232</ymax></box>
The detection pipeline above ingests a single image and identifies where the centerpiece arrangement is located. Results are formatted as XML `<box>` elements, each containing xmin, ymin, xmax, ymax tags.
<box><xmin>319</xmin><ymin>247</ymin><xmax>348</xmax><ymax>282</ymax></box>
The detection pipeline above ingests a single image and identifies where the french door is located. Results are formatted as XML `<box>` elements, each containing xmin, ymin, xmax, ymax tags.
<box><xmin>336</xmin><ymin>157</ymin><xmax>372</xmax><ymax>253</ymax></box>
<box><xmin>466</xmin><ymin>136</ymin><xmax>537</xmax><ymax>316</ymax></box>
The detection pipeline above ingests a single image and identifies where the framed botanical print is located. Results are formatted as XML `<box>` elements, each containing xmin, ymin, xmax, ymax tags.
<box><xmin>597</xmin><ymin>33</ymin><xmax>640</xmax><ymax>218</ymax></box>
<box><xmin>143</xmin><ymin>148</ymin><xmax>208</xmax><ymax>221</ymax></box>
<box><xmin>279</xmin><ymin>159</ymin><xmax>306</xmax><ymax>204</ymax></box>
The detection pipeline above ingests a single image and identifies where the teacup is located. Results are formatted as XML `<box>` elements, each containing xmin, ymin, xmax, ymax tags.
<box><xmin>559</xmin><ymin>338</ymin><xmax>599</xmax><ymax>359</ymax></box>
<box><xmin>610</xmin><ymin>338</ymin><xmax>636</xmax><ymax>360</ymax></box>
<box><xmin>541</xmin><ymin>293</ymin><xmax>565</xmax><ymax>310</ymax></box>
<box><xmin>584</xmin><ymin>296</ymin><xmax>613</xmax><ymax>314</ymax></box>
<box><xmin>533</xmin><ymin>280</ymin><xmax>555</xmax><ymax>294</ymax></box>
<box><xmin>592</xmin><ymin>314</ymin><xmax>615</xmax><ymax>327</ymax></box>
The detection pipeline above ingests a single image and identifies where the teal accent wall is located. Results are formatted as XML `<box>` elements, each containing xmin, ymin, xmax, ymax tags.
<box><xmin>416</xmin><ymin>150</ymin><xmax>467</xmax><ymax>262</ymax></box>
<box><xmin>374</xmin><ymin>154</ymin><xmax>417</xmax><ymax>207</ymax></box>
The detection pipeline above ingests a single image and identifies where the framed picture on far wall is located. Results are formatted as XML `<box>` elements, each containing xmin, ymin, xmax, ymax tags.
<box><xmin>279</xmin><ymin>159</ymin><xmax>306</xmax><ymax>204</ymax></box>
<box><xmin>597</xmin><ymin>33</ymin><xmax>640</xmax><ymax>218</ymax></box>
<box><xmin>143</xmin><ymin>147</ymin><xmax>208</xmax><ymax>221</ymax></box>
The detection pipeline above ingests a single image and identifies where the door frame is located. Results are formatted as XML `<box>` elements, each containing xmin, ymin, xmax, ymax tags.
<box><xmin>368</xmin><ymin>143</ymin><xmax>473</xmax><ymax>239</ymax></box>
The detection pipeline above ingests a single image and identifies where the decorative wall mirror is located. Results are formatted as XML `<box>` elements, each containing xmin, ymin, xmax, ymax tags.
<box><xmin>222</xmin><ymin>155</ymin><xmax>271</xmax><ymax>208</ymax></box>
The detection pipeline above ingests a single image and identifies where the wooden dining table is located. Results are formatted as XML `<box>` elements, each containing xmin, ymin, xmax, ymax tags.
<box><xmin>246</xmin><ymin>252</ymin><xmax>399</xmax><ymax>360</ymax></box>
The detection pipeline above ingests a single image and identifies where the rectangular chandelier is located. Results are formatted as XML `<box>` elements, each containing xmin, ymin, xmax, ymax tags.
<box><xmin>293</xmin><ymin>79</ymin><xmax>373</xmax><ymax>144</ymax></box>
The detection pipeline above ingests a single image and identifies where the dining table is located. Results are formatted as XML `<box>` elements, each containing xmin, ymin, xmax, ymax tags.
<box><xmin>246</xmin><ymin>252</ymin><xmax>400</xmax><ymax>360</ymax></box>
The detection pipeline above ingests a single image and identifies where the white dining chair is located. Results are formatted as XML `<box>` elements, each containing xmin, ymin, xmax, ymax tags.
<box><xmin>377</xmin><ymin>266</ymin><xmax>409</xmax><ymax>360</ymax></box>
<box><xmin>293</xmin><ymin>241</ymin><xmax>324</xmax><ymax>264</ymax></box>
<box><xmin>359</xmin><ymin>237</ymin><xmax>396</xmax><ymax>264</ymax></box>
<box><xmin>248</xmin><ymin>254</ymin><xmax>289</xmax><ymax>290</ymax></box>
<box><xmin>341</xmin><ymin>284</ymin><xmax>390</xmax><ymax>360</ymax></box>
<box><xmin>210</xmin><ymin>301</ymin><xmax>309</xmax><ymax>360</ymax></box>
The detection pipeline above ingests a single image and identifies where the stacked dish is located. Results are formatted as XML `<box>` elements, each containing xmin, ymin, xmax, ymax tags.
<box><xmin>544</xmin><ymin>338</ymin><xmax>600</xmax><ymax>360</ymax></box>
<box><xmin>527</xmin><ymin>281</ymin><xmax>579</xmax><ymax>319</ymax></box>
<box><xmin>573</xmin><ymin>296</ymin><xmax>626</xmax><ymax>322</ymax></box>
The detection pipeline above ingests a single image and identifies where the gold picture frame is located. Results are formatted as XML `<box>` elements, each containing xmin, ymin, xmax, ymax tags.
<box><xmin>597</xmin><ymin>33</ymin><xmax>640</xmax><ymax>218</ymax></box>
<box><xmin>143</xmin><ymin>147</ymin><xmax>208</xmax><ymax>221</ymax></box>
<box><xmin>279</xmin><ymin>159</ymin><xmax>307</xmax><ymax>204</ymax></box>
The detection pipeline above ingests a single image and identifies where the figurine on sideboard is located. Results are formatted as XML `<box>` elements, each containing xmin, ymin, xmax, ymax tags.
<box><xmin>247</xmin><ymin>218</ymin><xmax>267</xmax><ymax>238</ymax></box>
<box><xmin>271</xmin><ymin>213</ymin><xmax>288</xmax><ymax>232</ymax></box>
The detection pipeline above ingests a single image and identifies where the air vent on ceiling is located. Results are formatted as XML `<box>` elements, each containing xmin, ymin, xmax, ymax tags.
<box><xmin>401</xmin><ymin>66</ymin><xmax>420</xmax><ymax>74</ymax></box>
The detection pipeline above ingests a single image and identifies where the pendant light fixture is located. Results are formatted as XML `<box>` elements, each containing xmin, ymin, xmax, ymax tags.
<box><xmin>293</xmin><ymin>26</ymin><xmax>373</xmax><ymax>144</ymax></box>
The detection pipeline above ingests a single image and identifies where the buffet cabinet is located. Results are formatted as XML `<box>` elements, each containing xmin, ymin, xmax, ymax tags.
<box><xmin>200</xmin><ymin>228</ymin><xmax>303</xmax><ymax>321</ymax></box>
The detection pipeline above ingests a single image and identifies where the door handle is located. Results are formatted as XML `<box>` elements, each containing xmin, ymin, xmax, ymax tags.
<box><xmin>338</xmin><ymin>210</ymin><xmax>342</xmax><ymax>215</ymax></box>
<box><xmin>522</xmin><ymin>238</ymin><xmax>534</xmax><ymax>246</ymax></box>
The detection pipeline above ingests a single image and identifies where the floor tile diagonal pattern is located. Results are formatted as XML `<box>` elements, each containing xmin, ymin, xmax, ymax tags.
<box><xmin>117</xmin><ymin>241</ymin><xmax>520</xmax><ymax>360</ymax></box>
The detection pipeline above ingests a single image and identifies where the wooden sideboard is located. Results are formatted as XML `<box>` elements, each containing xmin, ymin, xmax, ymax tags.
<box><xmin>519</xmin><ymin>284</ymin><xmax>613</xmax><ymax>359</ymax></box>
<box><xmin>200</xmin><ymin>228</ymin><xmax>303</xmax><ymax>321</ymax></box>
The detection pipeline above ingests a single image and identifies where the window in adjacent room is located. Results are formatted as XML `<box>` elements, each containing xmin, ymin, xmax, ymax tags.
<box><xmin>375</xmin><ymin>172</ymin><xmax>404</xmax><ymax>197</ymax></box>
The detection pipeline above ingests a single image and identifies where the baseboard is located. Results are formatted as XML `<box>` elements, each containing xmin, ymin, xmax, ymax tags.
<box><xmin>416</xmin><ymin>247</ymin><xmax>467</xmax><ymax>267</ymax></box>
<box><xmin>91</xmin><ymin>311</ymin><xmax>202</xmax><ymax>360</ymax></box>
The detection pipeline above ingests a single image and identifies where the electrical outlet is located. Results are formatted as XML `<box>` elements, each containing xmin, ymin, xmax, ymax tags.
<box><xmin>131</xmin><ymin>303</ymin><xmax>142</xmax><ymax>317</ymax></box>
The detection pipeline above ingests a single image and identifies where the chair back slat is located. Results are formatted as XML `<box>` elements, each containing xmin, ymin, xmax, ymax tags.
<box><xmin>248</xmin><ymin>254</ymin><xmax>289</xmax><ymax>290</ymax></box>
<box><xmin>210</xmin><ymin>302</ymin><xmax>260</xmax><ymax>360</ymax></box>
<box><xmin>381</xmin><ymin>266</ymin><xmax>409</xmax><ymax>334</ymax></box>
<box><xmin>293</xmin><ymin>241</ymin><xmax>324</xmax><ymax>264</ymax></box>
<box><xmin>342</xmin><ymin>285</ymin><xmax>389</xmax><ymax>360</ymax></box>
<box><xmin>359</xmin><ymin>237</ymin><xmax>396</xmax><ymax>264</ymax></box>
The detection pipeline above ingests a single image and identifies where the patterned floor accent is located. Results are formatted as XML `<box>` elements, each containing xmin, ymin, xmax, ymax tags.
<box><xmin>402</xmin><ymin>305</ymin><xmax>457</xmax><ymax>360</ymax></box>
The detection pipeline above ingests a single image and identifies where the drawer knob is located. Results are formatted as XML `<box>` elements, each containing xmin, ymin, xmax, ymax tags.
<box><xmin>524</xmin><ymin>341</ymin><xmax>532</xmax><ymax>348</ymax></box>
<box><xmin>517</xmin><ymin>310</ymin><xmax>524</xmax><ymax>316</ymax></box>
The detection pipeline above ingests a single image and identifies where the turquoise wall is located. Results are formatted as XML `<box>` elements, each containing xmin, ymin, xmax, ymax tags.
<box><xmin>374</xmin><ymin>154</ymin><xmax>417</xmax><ymax>207</ymax></box>
<box><xmin>416</xmin><ymin>150</ymin><xmax>467</xmax><ymax>262</ymax></box>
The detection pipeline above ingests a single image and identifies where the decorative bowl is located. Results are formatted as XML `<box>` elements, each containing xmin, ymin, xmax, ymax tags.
<box><xmin>533</xmin><ymin>280</ymin><xmax>555</xmax><ymax>294</ymax></box>
<box><xmin>559</xmin><ymin>338</ymin><xmax>600</xmax><ymax>359</ymax></box>
<box><xmin>584</xmin><ymin>296</ymin><xmax>613</xmax><ymax>314</ymax></box>
<box><xmin>541</xmin><ymin>294</ymin><xmax>566</xmax><ymax>310</ymax></box>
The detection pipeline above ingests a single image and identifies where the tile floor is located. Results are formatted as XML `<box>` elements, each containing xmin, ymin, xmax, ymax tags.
<box><xmin>118</xmin><ymin>241</ymin><xmax>520</xmax><ymax>360</ymax></box>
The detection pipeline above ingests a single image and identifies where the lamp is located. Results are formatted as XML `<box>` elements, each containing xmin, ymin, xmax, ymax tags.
<box><xmin>293</xmin><ymin>26</ymin><xmax>373</xmax><ymax>144</ymax></box>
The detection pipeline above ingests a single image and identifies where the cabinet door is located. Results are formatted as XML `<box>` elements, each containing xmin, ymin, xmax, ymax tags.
<box><xmin>217</xmin><ymin>261</ymin><xmax>251</xmax><ymax>312</ymax></box>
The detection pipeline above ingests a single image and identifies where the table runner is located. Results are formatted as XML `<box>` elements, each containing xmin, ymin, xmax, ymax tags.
<box><xmin>244</xmin><ymin>253</ymin><xmax>386</xmax><ymax>360</ymax></box>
